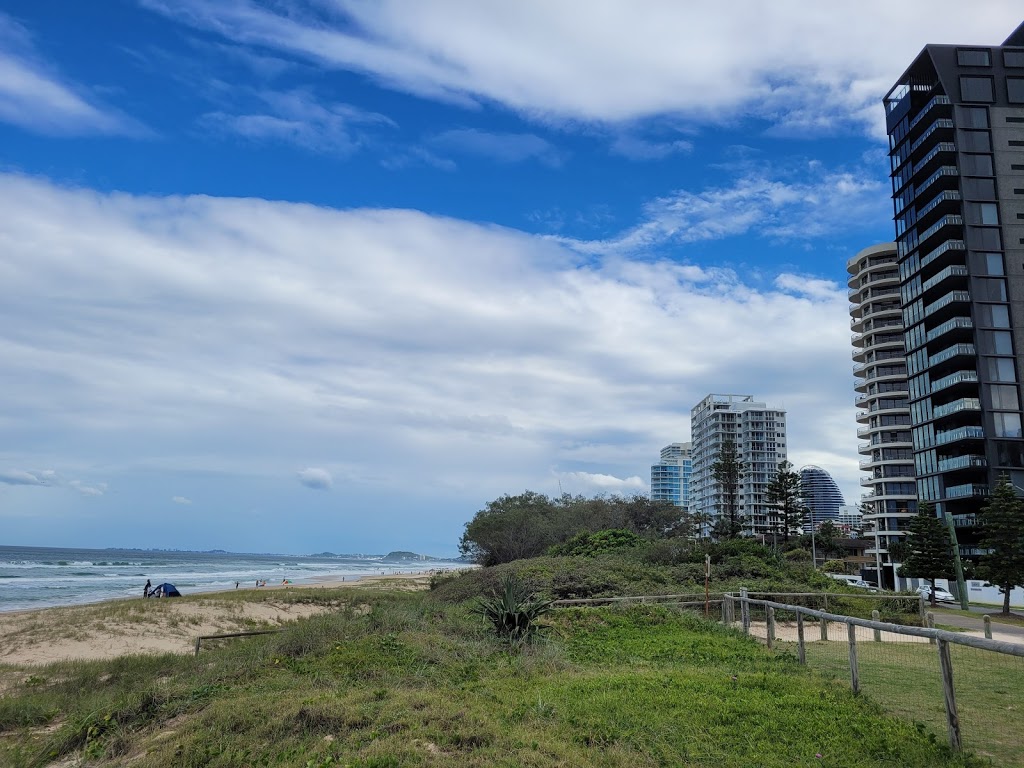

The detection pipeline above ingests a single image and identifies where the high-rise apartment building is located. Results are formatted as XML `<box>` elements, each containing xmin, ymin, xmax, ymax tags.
<box><xmin>884</xmin><ymin>21</ymin><xmax>1024</xmax><ymax>567</ymax></box>
<box><xmin>650</xmin><ymin>442</ymin><xmax>692</xmax><ymax>508</ymax></box>
<box><xmin>690</xmin><ymin>394</ymin><xmax>787</xmax><ymax>536</ymax></box>
<box><xmin>848</xmin><ymin>242</ymin><xmax>918</xmax><ymax>587</ymax></box>
<box><xmin>799</xmin><ymin>465</ymin><xmax>846</xmax><ymax>527</ymax></box>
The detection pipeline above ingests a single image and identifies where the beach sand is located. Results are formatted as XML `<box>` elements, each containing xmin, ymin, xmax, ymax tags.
<box><xmin>0</xmin><ymin>572</ymin><xmax>434</xmax><ymax>666</ymax></box>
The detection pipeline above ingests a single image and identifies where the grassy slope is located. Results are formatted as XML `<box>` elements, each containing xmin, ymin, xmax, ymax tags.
<box><xmin>0</xmin><ymin>588</ymin><xmax>973</xmax><ymax>768</ymax></box>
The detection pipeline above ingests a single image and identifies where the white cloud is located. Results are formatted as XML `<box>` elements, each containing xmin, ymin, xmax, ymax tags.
<box><xmin>428</xmin><ymin>129</ymin><xmax>563</xmax><ymax>166</ymax></box>
<box><xmin>0</xmin><ymin>13</ymin><xmax>144</xmax><ymax>136</ymax></box>
<box><xmin>298</xmin><ymin>468</ymin><xmax>333</xmax><ymax>490</ymax></box>
<box><xmin>70</xmin><ymin>480</ymin><xmax>106</xmax><ymax>497</ymax></box>
<box><xmin>200</xmin><ymin>88</ymin><xmax>394</xmax><ymax>155</ymax></box>
<box><xmin>172</xmin><ymin>495</ymin><xmax>192</xmax><ymax>504</ymax></box>
<box><xmin>139</xmin><ymin>1</ymin><xmax>1022</xmax><ymax>133</ymax></box>
<box><xmin>557</xmin><ymin>471</ymin><xmax>647</xmax><ymax>495</ymax></box>
<box><xmin>560</xmin><ymin>166</ymin><xmax>889</xmax><ymax>255</ymax></box>
<box><xmin>608</xmin><ymin>135</ymin><xmax>693</xmax><ymax>161</ymax></box>
<box><xmin>0</xmin><ymin>469</ymin><xmax>50</xmax><ymax>486</ymax></box>
<box><xmin>0</xmin><ymin>173</ymin><xmax>865</xmax><ymax>519</ymax></box>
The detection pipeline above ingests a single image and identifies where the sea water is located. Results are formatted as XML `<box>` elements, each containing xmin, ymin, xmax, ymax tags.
<box><xmin>0</xmin><ymin>545</ymin><xmax>466</xmax><ymax>612</ymax></box>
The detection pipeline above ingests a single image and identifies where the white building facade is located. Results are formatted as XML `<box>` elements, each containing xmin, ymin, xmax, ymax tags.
<box><xmin>690</xmin><ymin>394</ymin><xmax>788</xmax><ymax>536</ymax></box>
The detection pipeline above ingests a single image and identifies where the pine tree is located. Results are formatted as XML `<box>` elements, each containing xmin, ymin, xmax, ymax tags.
<box><xmin>976</xmin><ymin>476</ymin><xmax>1024</xmax><ymax>616</ymax></box>
<box><xmin>711</xmin><ymin>440</ymin><xmax>745</xmax><ymax>539</ymax></box>
<box><xmin>897</xmin><ymin>502</ymin><xmax>956</xmax><ymax>606</ymax></box>
<box><xmin>765</xmin><ymin>460</ymin><xmax>803</xmax><ymax>543</ymax></box>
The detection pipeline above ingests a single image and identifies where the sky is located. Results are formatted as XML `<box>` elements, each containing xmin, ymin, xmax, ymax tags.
<box><xmin>1</xmin><ymin>2</ymin><xmax>1022</xmax><ymax>557</ymax></box>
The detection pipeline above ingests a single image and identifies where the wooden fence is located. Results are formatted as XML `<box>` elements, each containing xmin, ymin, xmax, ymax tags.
<box><xmin>727</xmin><ymin>590</ymin><xmax>1024</xmax><ymax>752</ymax></box>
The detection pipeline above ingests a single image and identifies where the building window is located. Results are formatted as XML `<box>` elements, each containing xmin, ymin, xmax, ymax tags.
<box><xmin>960</xmin><ymin>130</ymin><xmax>992</xmax><ymax>152</ymax></box>
<box><xmin>960</xmin><ymin>76</ymin><xmax>995</xmax><ymax>102</ymax></box>
<box><xmin>976</xmin><ymin>277</ymin><xmax>1008</xmax><ymax>301</ymax></box>
<box><xmin>959</xmin><ymin>106</ymin><xmax>989</xmax><ymax>128</ymax></box>
<box><xmin>994</xmin><ymin>412</ymin><xmax>1023</xmax><ymax>438</ymax></box>
<box><xmin>963</xmin><ymin>177</ymin><xmax>996</xmax><ymax>199</ymax></box>
<box><xmin>971</xmin><ymin>251</ymin><xmax>1005</xmax><ymax>275</ymax></box>
<box><xmin>1010</xmin><ymin>78</ymin><xmax>1024</xmax><ymax>104</ymax></box>
<box><xmin>978</xmin><ymin>304</ymin><xmax>1011</xmax><ymax>328</ymax></box>
<box><xmin>986</xmin><ymin>356</ymin><xmax>1017</xmax><ymax>381</ymax></box>
<box><xmin>1006</xmin><ymin>50</ymin><xmax>1024</xmax><ymax>68</ymax></box>
<box><xmin>957</xmin><ymin>49</ymin><xmax>991</xmax><ymax>67</ymax></box>
<box><xmin>967</xmin><ymin>201</ymin><xmax>1000</xmax><ymax>224</ymax></box>
<box><xmin>989</xmin><ymin>385</ymin><xmax>1021</xmax><ymax>410</ymax></box>
<box><xmin>971</xmin><ymin>226</ymin><xmax>1002</xmax><ymax>249</ymax></box>
<box><xmin>961</xmin><ymin>153</ymin><xmax>994</xmax><ymax>175</ymax></box>
<box><xmin>979</xmin><ymin>329</ymin><xmax>1013</xmax><ymax>354</ymax></box>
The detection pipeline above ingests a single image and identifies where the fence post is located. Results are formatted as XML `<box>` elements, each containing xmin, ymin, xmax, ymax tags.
<box><xmin>823</xmin><ymin>592</ymin><xmax>828</xmax><ymax>613</ymax></box>
<box><xmin>983</xmin><ymin>615</ymin><xmax>992</xmax><ymax>640</ymax></box>
<box><xmin>926</xmin><ymin>612</ymin><xmax>936</xmax><ymax>645</ymax></box>
<box><xmin>766</xmin><ymin>606</ymin><xmax>775</xmax><ymax>650</ymax></box>
<box><xmin>871</xmin><ymin>610</ymin><xmax>882</xmax><ymax>642</ymax></box>
<box><xmin>740</xmin><ymin>587</ymin><xmax>750</xmax><ymax>636</ymax></box>
<box><xmin>820</xmin><ymin>613</ymin><xmax>829</xmax><ymax>641</ymax></box>
<box><xmin>721</xmin><ymin>599</ymin><xmax>727</xmax><ymax>625</ymax></box>
<box><xmin>847</xmin><ymin>621</ymin><xmax>859</xmax><ymax>695</ymax></box>
<box><xmin>796</xmin><ymin>609</ymin><xmax>806</xmax><ymax>664</ymax></box>
<box><xmin>937</xmin><ymin>638</ymin><xmax>962</xmax><ymax>751</ymax></box>
<box><xmin>919</xmin><ymin>594</ymin><xmax>926</xmax><ymax>625</ymax></box>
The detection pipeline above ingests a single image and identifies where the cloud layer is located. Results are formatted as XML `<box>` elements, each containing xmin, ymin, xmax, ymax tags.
<box><xmin>0</xmin><ymin>172</ymin><xmax>864</xmax><ymax>531</ymax></box>
<box><xmin>142</xmin><ymin>1</ymin><xmax>1022</xmax><ymax>133</ymax></box>
<box><xmin>0</xmin><ymin>13</ymin><xmax>142</xmax><ymax>136</ymax></box>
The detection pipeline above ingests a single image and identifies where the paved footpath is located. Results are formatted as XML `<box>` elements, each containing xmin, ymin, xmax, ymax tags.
<box><xmin>930</xmin><ymin>607</ymin><xmax>1024</xmax><ymax>641</ymax></box>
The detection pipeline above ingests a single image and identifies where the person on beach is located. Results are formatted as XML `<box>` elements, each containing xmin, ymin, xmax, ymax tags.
<box><xmin>235</xmin><ymin>581</ymin><xmax>239</xmax><ymax>589</ymax></box>
<box><xmin>143</xmin><ymin>579</ymin><xmax>151</xmax><ymax>598</ymax></box>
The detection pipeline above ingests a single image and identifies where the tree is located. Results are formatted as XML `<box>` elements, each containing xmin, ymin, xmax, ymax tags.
<box><xmin>897</xmin><ymin>503</ymin><xmax>956</xmax><ymax>607</ymax></box>
<box><xmin>765</xmin><ymin>461</ymin><xmax>803</xmax><ymax>543</ymax></box>
<box><xmin>976</xmin><ymin>476</ymin><xmax>1024</xmax><ymax>616</ymax></box>
<box><xmin>816</xmin><ymin>520</ymin><xmax>840</xmax><ymax>560</ymax></box>
<box><xmin>712</xmin><ymin>440</ymin><xmax>745</xmax><ymax>539</ymax></box>
<box><xmin>459</xmin><ymin>491</ymin><xmax>557</xmax><ymax>566</ymax></box>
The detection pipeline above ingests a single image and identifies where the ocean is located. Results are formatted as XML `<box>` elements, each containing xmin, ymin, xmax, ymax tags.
<box><xmin>0</xmin><ymin>545</ymin><xmax>467</xmax><ymax>613</ymax></box>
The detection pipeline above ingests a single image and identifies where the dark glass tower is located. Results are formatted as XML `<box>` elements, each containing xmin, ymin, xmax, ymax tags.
<box><xmin>884</xmin><ymin>21</ymin><xmax>1024</xmax><ymax>563</ymax></box>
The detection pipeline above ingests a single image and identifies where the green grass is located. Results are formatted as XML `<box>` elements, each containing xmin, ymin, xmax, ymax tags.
<box><xmin>780</xmin><ymin>639</ymin><xmax>1024</xmax><ymax>767</ymax></box>
<box><xmin>0</xmin><ymin>591</ymin><xmax>979</xmax><ymax>768</ymax></box>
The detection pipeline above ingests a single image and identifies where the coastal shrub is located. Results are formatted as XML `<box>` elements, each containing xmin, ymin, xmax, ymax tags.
<box><xmin>473</xmin><ymin>573</ymin><xmax>552</xmax><ymax>645</ymax></box>
<box><xmin>548</xmin><ymin>528</ymin><xmax>644</xmax><ymax>557</ymax></box>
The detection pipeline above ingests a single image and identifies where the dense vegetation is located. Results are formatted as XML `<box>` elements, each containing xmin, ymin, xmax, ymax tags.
<box><xmin>458</xmin><ymin>492</ymin><xmax>688</xmax><ymax>566</ymax></box>
<box><xmin>0</xmin><ymin>588</ymin><xmax>972</xmax><ymax>768</ymax></box>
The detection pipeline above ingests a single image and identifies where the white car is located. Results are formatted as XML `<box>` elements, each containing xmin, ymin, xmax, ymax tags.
<box><xmin>916</xmin><ymin>584</ymin><xmax>956</xmax><ymax>603</ymax></box>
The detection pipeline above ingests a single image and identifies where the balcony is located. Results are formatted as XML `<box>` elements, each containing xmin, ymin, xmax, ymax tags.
<box><xmin>922</xmin><ymin>264</ymin><xmax>968</xmax><ymax>294</ymax></box>
<box><xmin>915</xmin><ymin>189</ymin><xmax>961</xmax><ymax>230</ymax></box>
<box><xmin>910</xmin><ymin>119</ymin><xmax>955</xmax><ymax>155</ymax></box>
<box><xmin>935</xmin><ymin>425</ymin><xmax>985</xmax><ymax>446</ymax></box>
<box><xmin>926</xmin><ymin>316</ymin><xmax>972</xmax><ymax>344</ymax></box>
<box><xmin>932</xmin><ymin>398</ymin><xmax>981</xmax><ymax>419</ymax></box>
<box><xmin>946</xmin><ymin>483</ymin><xmax>989</xmax><ymax>499</ymax></box>
<box><xmin>930</xmin><ymin>369</ymin><xmax>978</xmax><ymax>394</ymax></box>
<box><xmin>924</xmin><ymin>290</ymin><xmax>970</xmax><ymax>320</ymax></box>
<box><xmin>952</xmin><ymin>514</ymin><xmax>978</xmax><ymax>528</ymax></box>
<box><xmin>857</xmin><ymin>426</ymin><xmax>872</xmax><ymax>438</ymax></box>
<box><xmin>919</xmin><ymin>239</ymin><xmax>965</xmax><ymax>272</ymax></box>
<box><xmin>908</xmin><ymin>95</ymin><xmax>951</xmax><ymax>132</ymax></box>
<box><xmin>938</xmin><ymin>455</ymin><xmax>986</xmax><ymax>472</ymax></box>
<box><xmin>917</xmin><ymin>214</ymin><xmax>963</xmax><ymax>252</ymax></box>
<box><xmin>929</xmin><ymin>343</ymin><xmax>975</xmax><ymax>368</ymax></box>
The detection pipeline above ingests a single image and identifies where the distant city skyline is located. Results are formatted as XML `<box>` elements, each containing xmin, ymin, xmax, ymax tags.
<box><xmin>1</xmin><ymin>3</ymin><xmax>1022</xmax><ymax>553</ymax></box>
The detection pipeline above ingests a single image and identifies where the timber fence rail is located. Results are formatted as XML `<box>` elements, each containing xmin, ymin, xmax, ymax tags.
<box><xmin>194</xmin><ymin>628</ymin><xmax>284</xmax><ymax>655</ymax></box>
<box><xmin>727</xmin><ymin>591</ymin><xmax>1024</xmax><ymax>764</ymax></box>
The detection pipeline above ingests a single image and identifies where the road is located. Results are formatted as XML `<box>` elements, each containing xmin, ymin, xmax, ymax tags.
<box><xmin>928</xmin><ymin>605</ymin><xmax>1024</xmax><ymax>641</ymax></box>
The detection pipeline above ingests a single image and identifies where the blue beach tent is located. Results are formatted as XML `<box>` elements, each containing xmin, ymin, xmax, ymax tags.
<box><xmin>150</xmin><ymin>583</ymin><xmax>181</xmax><ymax>598</ymax></box>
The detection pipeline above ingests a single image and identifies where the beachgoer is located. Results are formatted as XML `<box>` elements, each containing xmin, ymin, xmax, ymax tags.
<box><xmin>255</xmin><ymin>580</ymin><xmax>259</xmax><ymax>588</ymax></box>
<box><xmin>235</xmin><ymin>581</ymin><xmax>239</xmax><ymax>589</ymax></box>
<box><xmin>143</xmin><ymin>579</ymin><xmax>151</xmax><ymax>598</ymax></box>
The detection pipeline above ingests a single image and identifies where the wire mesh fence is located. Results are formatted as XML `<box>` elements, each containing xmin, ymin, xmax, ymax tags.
<box><xmin>729</xmin><ymin>592</ymin><xmax>1024</xmax><ymax>766</ymax></box>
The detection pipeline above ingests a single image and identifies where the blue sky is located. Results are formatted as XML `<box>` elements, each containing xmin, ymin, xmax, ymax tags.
<box><xmin>1</xmin><ymin>2</ymin><xmax>1021</xmax><ymax>556</ymax></box>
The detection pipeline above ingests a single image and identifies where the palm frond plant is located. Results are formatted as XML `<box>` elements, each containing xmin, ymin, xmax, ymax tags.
<box><xmin>473</xmin><ymin>573</ymin><xmax>553</xmax><ymax>645</ymax></box>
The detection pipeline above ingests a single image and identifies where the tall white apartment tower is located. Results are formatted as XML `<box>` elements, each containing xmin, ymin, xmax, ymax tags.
<box><xmin>690</xmin><ymin>394</ymin><xmax>788</xmax><ymax>536</ymax></box>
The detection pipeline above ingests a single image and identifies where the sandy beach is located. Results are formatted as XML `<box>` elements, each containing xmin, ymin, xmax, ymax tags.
<box><xmin>0</xmin><ymin>572</ymin><xmax>435</xmax><ymax>667</ymax></box>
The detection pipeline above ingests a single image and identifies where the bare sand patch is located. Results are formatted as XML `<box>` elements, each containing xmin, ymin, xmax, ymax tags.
<box><xmin>0</xmin><ymin>572</ymin><xmax>438</xmax><ymax>667</ymax></box>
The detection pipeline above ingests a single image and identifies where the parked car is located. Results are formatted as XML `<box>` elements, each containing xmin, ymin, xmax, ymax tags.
<box><xmin>827</xmin><ymin>573</ymin><xmax>879</xmax><ymax>592</ymax></box>
<box><xmin>916</xmin><ymin>584</ymin><xmax>956</xmax><ymax>603</ymax></box>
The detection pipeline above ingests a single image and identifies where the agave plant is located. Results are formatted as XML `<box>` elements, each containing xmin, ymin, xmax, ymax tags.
<box><xmin>474</xmin><ymin>573</ymin><xmax>553</xmax><ymax>644</ymax></box>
